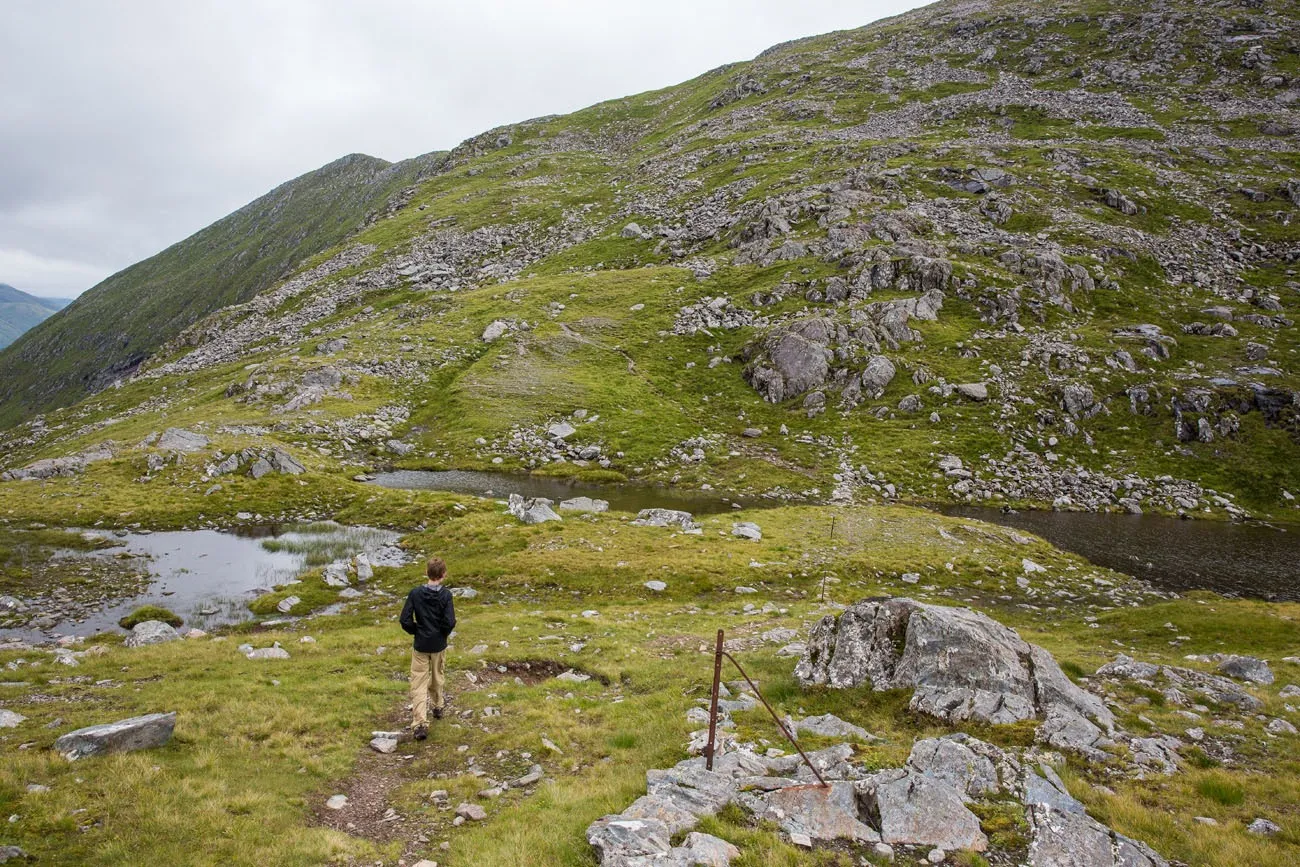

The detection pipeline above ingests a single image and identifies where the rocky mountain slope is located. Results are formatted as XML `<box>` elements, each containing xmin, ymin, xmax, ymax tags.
<box><xmin>1</xmin><ymin>0</ymin><xmax>1298</xmax><ymax>520</ymax></box>
<box><xmin>0</xmin><ymin>284</ymin><xmax>64</xmax><ymax>350</ymax></box>
<box><xmin>0</xmin><ymin>152</ymin><xmax>444</xmax><ymax>428</ymax></box>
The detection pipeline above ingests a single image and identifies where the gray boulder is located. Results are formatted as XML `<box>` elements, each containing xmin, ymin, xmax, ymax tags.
<box><xmin>859</xmin><ymin>771</ymin><xmax>987</xmax><ymax>851</ymax></box>
<box><xmin>906</xmin><ymin>735</ymin><xmax>1006</xmax><ymax>798</ymax></box>
<box><xmin>633</xmin><ymin>509</ymin><xmax>699</xmax><ymax>531</ymax></box>
<box><xmin>125</xmin><ymin>620</ymin><xmax>180</xmax><ymax>648</ymax></box>
<box><xmin>559</xmin><ymin>496</ymin><xmax>609</xmax><ymax>513</ymax></box>
<box><xmin>1027</xmin><ymin>803</ymin><xmax>1168</xmax><ymax>867</ymax></box>
<box><xmin>745</xmin><ymin>319</ymin><xmax>835</xmax><ymax>403</ymax></box>
<box><xmin>1216</xmin><ymin>655</ymin><xmax>1273</xmax><ymax>685</ymax></box>
<box><xmin>53</xmin><ymin>712</ymin><xmax>177</xmax><ymax>760</ymax></box>
<box><xmin>754</xmin><ymin>781</ymin><xmax>879</xmax><ymax>845</ymax></box>
<box><xmin>157</xmin><ymin>428</ymin><xmax>209</xmax><ymax>453</ymax></box>
<box><xmin>794</xmin><ymin>713</ymin><xmax>875</xmax><ymax>742</ymax></box>
<box><xmin>861</xmin><ymin>355</ymin><xmax>897</xmax><ymax>398</ymax></box>
<box><xmin>0</xmin><ymin>710</ymin><xmax>26</xmax><ymax>728</ymax></box>
<box><xmin>731</xmin><ymin>522</ymin><xmax>762</xmax><ymax>541</ymax></box>
<box><xmin>586</xmin><ymin>815</ymin><xmax>673</xmax><ymax>862</ymax></box>
<box><xmin>954</xmin><ymin>382</ymin><xmax>989</xmax><ymax>401</ymax></box>
<box><xmin>507</xmin><ymin>493</ymin><xmax>561</xmax><ymax>524</ymax></box>
<box><xmin>796</xmin><ymin>599</ymin><xmax>1114</xmax><ymax>755</ymax></box>
<box><xmin>246</xmin><ymin>646</ymin><xmax>290</xmax><ymax>660</ymax></box>
<box><xmin>269</xmin><ymin>448</ymin><xmax>306</xmax><ymax>475</ymax></box>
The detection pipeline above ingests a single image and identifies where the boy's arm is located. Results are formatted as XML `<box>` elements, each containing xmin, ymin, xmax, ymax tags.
<box><xmin>400</xmin><ymin>592</ymin><xmax>417</xmax><ymax>635</ymax></box>
<box><xmin>441</xmin><ymin>595</ymin><xmax>457</xmax><ymax>635</ymax></box>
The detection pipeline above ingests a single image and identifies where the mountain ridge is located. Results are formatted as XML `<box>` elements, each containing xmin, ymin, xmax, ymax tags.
<box><xmin>1</xmin><ymin>0</ymin><xmax>1298</xmax><ymax>519</ymax></box>
<box><xmin>0</xmin><ymin>283</ymin><xmax>66</xmax><ymax>349</ymax></box>
<box><xmin>0</xmin><ymin>150</ymin><xmax>446</xmax><ymax>426</ymax></box>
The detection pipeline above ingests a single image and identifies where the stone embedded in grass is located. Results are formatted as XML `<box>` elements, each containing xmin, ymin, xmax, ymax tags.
<box><xmin>643</xmin><ymin>580</ymin><xmax>667</xmax><ymax>592</ymax></box>
<box><xmin>124</xmin><ymin>620</ymin><xmax>181</xmax><ymax>648</ymax></box>
<box><xmin>512</xmin><ymin>764</ymin><xmax>543</xmax><ymax>787</ymax></box>
<box><xmin>0</xmin><ymin>710</ymin><xmax>26</xmax><ymax>728</ymax></box>
<box><xmin>456</xmin><ymin>802</ymin><xmax>487</xmax><ymax>821</ymax></box>
<box><xmin>731</xmin><ymin>522</ymin><xmax>762</xmax><ymax>541</ymax></box>
<box><xmin>276</xmin><ymin>595</ymin><xmax>301</xmax><ymax>614</ymax></box>
<box><xmin>246</xmin><ymin>646</ymin><xmax>289</xmax><ymax>660</ymax></box>
<box><xmin>794</xmin><ymin>713</ymin><xmax>876</xmax><ymax>743</ymax></box>
<box><xmin>559</xmin><ymin>496</ymin><xmax>608</xmax><ymax>513</ymax></box>
<box><xmin>1216</xmin><ymin>655</ymin><xmax>1273</xmax><ymax>685</ymax></box>
<box><xmin>1247</xmin><ymin>817</ymin><xmax>1281</xmax><ymax>836</ymax></box>
<box><xmin>556</xmin><ymin>669</ymin><xmax>591</xmax><ymax>683</ymax></box>
<box><xmin>53</xmin><ymin>712</ymin><xmax>177</xmax><ymax>760</ymax></box>
<box><xmin>325</xmin><ymin>794</ymin><xmax>348</xmax><ymax>810</ymax></box>
<box><xmin>369</xmin><ymin>736</ymin><xmax>398</xmax><ymax>754</ymax></box>
<box><xmin>157</xmin><ymin>428</ymin><xmax>210</xmax><ymax>453</ymax></box>
<box><xmin>954</xmin><ymin>382</ymin><xmax>988</xmax><ymax>401</ymax></box>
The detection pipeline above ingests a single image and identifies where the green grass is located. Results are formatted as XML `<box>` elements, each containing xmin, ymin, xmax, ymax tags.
<box><xmin>118</xmin><ymin>605</ymin><xmax>182</xmax><ymax>629</ymax></box>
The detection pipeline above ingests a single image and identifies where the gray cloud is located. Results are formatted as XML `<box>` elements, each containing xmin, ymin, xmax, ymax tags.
<box><xmin>0</xmin><ymin>0</ymin><xmax>920</xmax><ymax>297</ymax></box>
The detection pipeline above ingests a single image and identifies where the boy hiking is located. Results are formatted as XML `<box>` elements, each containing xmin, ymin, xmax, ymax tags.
<box><xmin>400</xmin><ymin>557</ymin><xmax>457</xmax><ymax>740</ymax></box>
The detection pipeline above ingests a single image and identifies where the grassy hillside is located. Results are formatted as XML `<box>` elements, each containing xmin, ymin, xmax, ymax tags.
<box><xmin>0</xmin><ymin>152</ymin><xmax>445</xmax><ymax>427</ymax></box>
<box><xmin>0</xmin><ymin>284</ymin><xmax>62</xmax><ymax>349</ymax></box>
<box><xmin>0</xmin><ymin>4</ymin><xmax>1298</xmax><ymax>862</ymax></box>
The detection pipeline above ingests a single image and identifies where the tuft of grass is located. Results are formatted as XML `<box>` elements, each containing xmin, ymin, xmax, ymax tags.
<box><xmin>119</xmin><ymin>605</ymin><xmax>183</xmax><ymax>629</ymax></box>
<box><xmin>1196</xmin><ymin>775</ymin><xmax>1245</xmax><ymax>807</ymax></box>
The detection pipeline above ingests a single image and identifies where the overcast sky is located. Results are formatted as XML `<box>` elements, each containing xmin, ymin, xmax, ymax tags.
<box><xmin>0</xmin><ymin>0</ymin><xmax>922</xmax><ymax>298</ymax></box>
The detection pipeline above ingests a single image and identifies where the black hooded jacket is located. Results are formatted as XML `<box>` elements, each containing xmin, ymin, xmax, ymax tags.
<box><xmin>400</xmin><ymin>583</ymin><xmax>457</xmax><ymax>653</ymax></box>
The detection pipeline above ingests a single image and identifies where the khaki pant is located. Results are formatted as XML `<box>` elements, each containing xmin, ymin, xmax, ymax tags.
<box><xmin>410</xmin><ymin>649</ymin><xmax>446</xmax><ymax>725</ymax></box>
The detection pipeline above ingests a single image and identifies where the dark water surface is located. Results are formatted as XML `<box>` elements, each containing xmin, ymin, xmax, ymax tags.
<box><xmin>368</xmin><ymin>469</ymin><xmax>764</xmax><ymax>515</ymax></box>
<box><xmin>941</xmin><ymin>506</ymin><xmax>1300</xmax><ymax>601</ymax></box>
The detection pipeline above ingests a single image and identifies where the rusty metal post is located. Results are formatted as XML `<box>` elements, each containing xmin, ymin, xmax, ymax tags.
<box><xmin>705</xmin><ymin>628</ymin><xmax>724</xmax><ymax>770</ymax></box>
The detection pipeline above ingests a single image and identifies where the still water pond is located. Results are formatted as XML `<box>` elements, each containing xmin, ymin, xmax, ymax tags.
<box><xmin>369</xmin><ymin>469</ymin><xmax>762</xmax><ymax>515</ymax></box>
<box><xmin>5</xmin><ymin>523</ymin><xmax>398</xmax><ymax>640</ymax></box>
<box><xmin>942</xmin><ymin>506</ymin><xmax>1300</xmax><ymax>602</ymax></box>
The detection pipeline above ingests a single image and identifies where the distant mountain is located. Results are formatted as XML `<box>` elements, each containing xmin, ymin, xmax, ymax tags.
<box><xmin>0</xmin><ymin>284</ymin><xmax>64</xmax><ymax>350</ymax></box>
<box><xmin>0</xmin><ymin>151</ymin><xmax>444</xmax><ymax>426</ymax></box>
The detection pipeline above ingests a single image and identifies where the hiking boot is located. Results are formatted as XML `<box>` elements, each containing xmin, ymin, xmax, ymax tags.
<box><xmin>413</xmin><ymin>723</ymin><xmax>428</xmax><ymax>741</ymax></box>
<box><xmin>433</xmin><ymin>707</ymin><xmax>443</xmax><ymax>720</ymax></box>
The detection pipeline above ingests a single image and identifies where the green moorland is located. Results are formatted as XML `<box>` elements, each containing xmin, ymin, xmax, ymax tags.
<box><xmin>0</xmin><ymin>0</ymin><xmax>1298</xmax><ymax>863</ymax></box>
<box><xmin>0</xmin><ymin>480</ymin><xmax>1298</xmax><ymax>866</ymax></box>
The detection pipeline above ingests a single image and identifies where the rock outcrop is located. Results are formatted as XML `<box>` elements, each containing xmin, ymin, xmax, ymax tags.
<box><xmin>796</xmin><ymin>598</ymin><xmax>1116</xmax><ymax>758</ymax></box>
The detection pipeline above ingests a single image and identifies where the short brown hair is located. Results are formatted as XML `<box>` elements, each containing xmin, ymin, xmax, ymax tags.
<box><xmin>426</xmin><ymin>558</ymin><xmax>446</xmax><ymax>581</ymax></box>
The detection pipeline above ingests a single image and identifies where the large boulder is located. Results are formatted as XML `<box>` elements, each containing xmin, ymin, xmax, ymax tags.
<box><xmin>633</xmin><ymin>509</ymin><xmax>700</xmax><ymax>532</ymax></box>
<box><xmin>753</xmin><ymin>781</ymin><xmax>879</xmax><ymax>845</ymax></box>
<box><xmin>124</xmin><ymin>620</ymin><xmax>181</xmax><ymax>648</ymax></box>
<box><xmin>507</xmin><ymin>493</ymin><xmax>561</xmax><ymax>524</ymax></box>
<box><xmin>745</xmin><ymin>319</ymin><xmax>835</xmax><ymax>403</ymax></box>
<box><xmin>1027</xmin><ymin>802</ymin><xmax>1168</xmax><ymax>867</ymax></box>
<box><xmin>53</xmin><ymin>712</ymin><xmax>177</xmax><ymax>760</ymax></box>
<box><xmin>1216</xmin><ymin>655</ymin><xmax>1273</xmax><ymax>685</ymax></box>
<box><xmin>858</xmin><ymin>770</ymin><xmax>988</xmax><ymax>851</ymax></box>
<box><xmin>861</xmin><ymin>355</ymin><xmax>897</xmax><ymax>398</ymax></box>
<box><xmin>796</xmin><ymin>599</ymin><xmax>1115</xmax><ymax>756</ymax></box>
<box><xmin>157</xmin><ymin>428</ymin><xmax>210</xmax><ymax>453</ymax></box>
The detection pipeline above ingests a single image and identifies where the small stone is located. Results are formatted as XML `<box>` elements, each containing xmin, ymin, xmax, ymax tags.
<box><xmin>644</xmin><ymin>580</ymin><xmax>667</xmax><ymax>592</ymax></box>
<box><xmin>246</xmin><ymin>647</ymin><xmax>290</xmax><ymax>660</ymax></box>
<box><xmin>0</xmin><ymin>710</ymin><xmax>26</xmax><ymax>729</ymax></box>
<box><xmin>1247</xmin><ymin>817</ymin><xmax>1281</xmax><ymax>836</ymax></box>
<box><xmin>928</xmin><ymin>849</ymin><xmax>946</xmax><ymax>864</ymax></box>
<box><xmin>370</xmin><ymin>737</ymin><xmax>399</xmax><ymax>754</ymax></box>
<box><xmin>325</xmin><ymin>794</ymin><xmax>348</xmax><ymax>810</ymax></box>
<box><xmin>456</xmin><ymin>803</ymin><xmax>487</xmax><ymax>821</ymax></box>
